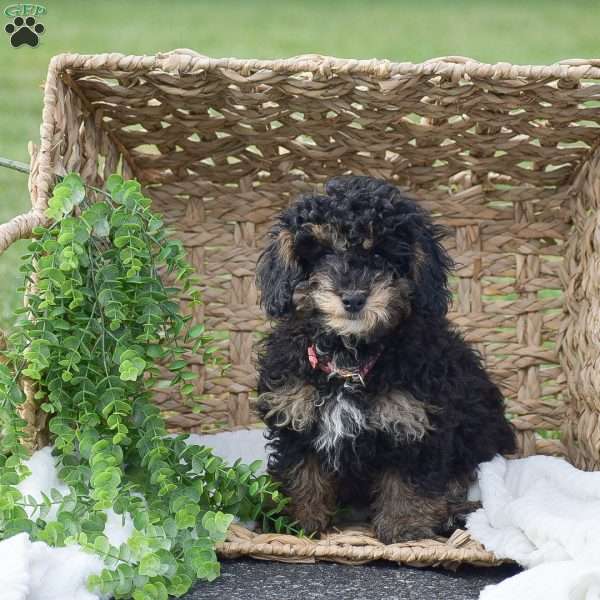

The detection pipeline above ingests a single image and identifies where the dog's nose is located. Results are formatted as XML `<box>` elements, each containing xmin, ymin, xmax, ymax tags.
<box><xmin>341</xmin><ymin>292</ymin><xmax>367</xmax><ymax>313</ymax></box>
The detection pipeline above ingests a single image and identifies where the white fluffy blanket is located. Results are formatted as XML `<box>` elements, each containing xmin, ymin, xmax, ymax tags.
<box><xmin>1</xmin><ymin>432</ymin><xmax>598</xmax><ymax>600</ymax></box>
<box><xmin>467</xmin><ymin>455</ymin><xmax>600</xmax><ymax>599</ymax></box>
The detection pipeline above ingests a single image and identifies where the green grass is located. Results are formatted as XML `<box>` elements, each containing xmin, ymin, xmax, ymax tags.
<box><xmin>2</xmin><ymin>0</ymin><xmax>600</xmax><ymax>326</ymax></box>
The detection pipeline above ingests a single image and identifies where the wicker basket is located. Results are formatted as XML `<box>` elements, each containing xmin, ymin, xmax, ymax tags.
<box><xmin>1</xmin><ymin>50</ymin><xmax>600</xmax><ymax>568</ymax></box>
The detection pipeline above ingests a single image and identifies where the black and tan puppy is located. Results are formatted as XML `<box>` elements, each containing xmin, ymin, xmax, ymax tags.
<box><xmin>256</xmin><ymin>176</ymin><xmax>515</xmax><ymax>543</ymax></box>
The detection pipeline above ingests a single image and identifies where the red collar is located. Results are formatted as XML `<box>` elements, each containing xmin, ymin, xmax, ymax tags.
<box><xmin>307</xmin><ymin>344</ymin><xmax>380</xmax><ymax>384</ymax></box>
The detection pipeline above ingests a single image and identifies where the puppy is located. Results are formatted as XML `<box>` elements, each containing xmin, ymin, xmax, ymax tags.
<box><xmin>255</xmin><ymin>176</ymin><xmax>515</xmax><ymax>543</ymax></box>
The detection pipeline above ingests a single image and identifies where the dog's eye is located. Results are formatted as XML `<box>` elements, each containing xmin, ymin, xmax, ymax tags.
<box><xmin>371</xmin><ymin>247</ymin><xmax>388</xmax><ymax>261</ymax></box>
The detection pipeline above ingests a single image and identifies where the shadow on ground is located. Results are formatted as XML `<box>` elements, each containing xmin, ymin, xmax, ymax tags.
<box><xmin>186</xmin><ymin>559</ymin><xmax>521</xmax><ymax>600</ymax></box>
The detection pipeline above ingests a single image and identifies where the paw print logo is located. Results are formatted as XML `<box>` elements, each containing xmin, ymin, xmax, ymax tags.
<box><xmin>5</xmin><ymin>16</ymin><xmax>45</xmax><ymax>48</ymax></box>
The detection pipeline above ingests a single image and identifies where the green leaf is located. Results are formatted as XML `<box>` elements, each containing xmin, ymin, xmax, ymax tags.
<box><xmin>93</xmin><ymin>534</ymin><xmax>110</xmax><ymax>557</ymax></box>
<box><xmin>93</xmin><ymin>218</ymin><xmax>110</xmax><ymax>238</ymax></box>
<box><xmin>132</xmin><ymin>581</ymin><xmax>169</xmax><ymax>600</ymax></box>
<box><xmin>184</xmin><ymin>540</ymin><xmax>220</xmax><ymax>581</ymax></box>
<box><xmin>201</xmin><ymin>511</ymin><xmax>233</xmax><ymax>542</ymax></box>
<box><xmin>105</xmin><ymin>174</ymin><xmax>124</xmax><ymax>193</ymax></box>
<box><xmin>166</xmin><ymin>573</ymin><xmax>193</xmax><ymax>596</ymax></box>
<box><xmin>249</xmin><ymin>460</ymin><xmax>264</xmax><ymax>473</ymax></box>
<box><xmin>175</xmin><ymin>503</ymin><xmax>200</xmax><ymax>530</ymax></box>
<box><xmin>138</xmin><ymin>553</ymin><xmax>162</xmax><ymax>577</ymax></box>
<box><xmin>188</xmin><ymin>324</ymin><xmax>205</xmax><ymax>338</ymax></box>
<box><xmin>81</xmin><ymin>201</ymin><xmax>109</xmax><ymax>225</ymax></box>
<box><xmin>168</xmin><ymin>360</ymin><xmax>187</xmax><ymax>371</ymax></box>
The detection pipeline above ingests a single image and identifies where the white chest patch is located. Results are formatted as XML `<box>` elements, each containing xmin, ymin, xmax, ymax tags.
<box><xmin>314</xmin><ymin>392</ymin><xmax>368</xmax><ymax>469</ymax></box>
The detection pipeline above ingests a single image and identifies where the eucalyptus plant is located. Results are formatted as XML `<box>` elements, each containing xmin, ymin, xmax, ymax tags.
<box><xmin>0</xmin><ymin>173</ymin><xmax>294</xmax><ymax>599</ymax></box>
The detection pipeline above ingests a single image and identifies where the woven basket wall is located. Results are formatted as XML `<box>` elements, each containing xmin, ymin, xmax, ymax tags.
<box><xmin>2</xmin><ymin>50</ymin><xmax>600</xmax><ymax>567</ymax></box>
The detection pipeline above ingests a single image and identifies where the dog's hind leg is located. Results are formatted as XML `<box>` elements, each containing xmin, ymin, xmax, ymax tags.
<box><xmin>371</xmin><ymin>470</ymin><xmax>470</xmax><ymax>544</ymax></box>
<box><xmin>281</xmin><ymin>453</ymin><xmax>337</xmax><ymax>535</ymax></box>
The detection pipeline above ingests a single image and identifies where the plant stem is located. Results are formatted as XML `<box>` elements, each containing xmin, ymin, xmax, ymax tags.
<box><xmin>0</xmin><ymin>157</ymin><xmax>113</xmax><ymax>206</ymax></box>
<box><xmin>0</xmin><ymin>156</ymin><xmax>30</xmax><ymax>174</ymax></box>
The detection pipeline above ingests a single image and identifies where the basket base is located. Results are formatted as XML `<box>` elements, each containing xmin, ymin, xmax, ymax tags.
<box><xmin>218</xmin><ymin>523</ymin><xmax>508</xmax><ymax>569</ymax></box>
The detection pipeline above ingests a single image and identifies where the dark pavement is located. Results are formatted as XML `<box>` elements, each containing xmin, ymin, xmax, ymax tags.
<box><xmin>186</xmin><ymin>559</ymin><xmax>520</xmax><ymax>599</ymax></box>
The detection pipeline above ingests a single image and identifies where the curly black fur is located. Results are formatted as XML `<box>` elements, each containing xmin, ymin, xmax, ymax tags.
<box><xmin>256</xmin><ymin>176</ymin><xmax>516</xmax><ymax>541</ymax></box>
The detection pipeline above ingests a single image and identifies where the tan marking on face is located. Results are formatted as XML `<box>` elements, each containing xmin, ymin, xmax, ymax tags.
<box><xmin>365</xmin><ymin>279</ymin><xmax>395</xmax><ymax>317</ymax></box>
<box><xmin>310</xmin><ymin>273</ymin><xmax>352</xmax><ymax>331</ymax></box>
<box><xmin>310</xmin><ymin>274</ymin><xmax>411</xmax><ymax>337</ymax></box>
<box><xmin>258</xmin><ymin>381</ymin><xmax>318</xmax><ymax>431</ymax></box>
<box><xmin>277</xmin><ymin>229</ymin><xmax>295</xmax><ymax>268</ymax></box>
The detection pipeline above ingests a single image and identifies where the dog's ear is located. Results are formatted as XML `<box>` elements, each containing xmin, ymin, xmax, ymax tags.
<box><xmin>256</xmin><ymin>227</ymin><xmax>305</xmax><ymax>318</ymax></box>
<box><xmin>411</xmin><ymin>223</ymin><xmax>453</xmax><ymax>318</ymax></box>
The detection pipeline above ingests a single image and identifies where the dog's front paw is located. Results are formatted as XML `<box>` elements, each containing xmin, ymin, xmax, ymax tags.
<box><xmin>373</xmin><ymin>513</ymin><xmax>436</xmax><ymax>544</ymax></box>
<box><xmin>295</xmin><ymin>513</ymin><xmax>331</xmax><ymax>536</ymax></box>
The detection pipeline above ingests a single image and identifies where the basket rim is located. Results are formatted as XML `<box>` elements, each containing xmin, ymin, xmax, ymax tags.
<box><xmin>48</xmin><ymin>50</ymin><xmax>600</xmax><ymax>81</ymax></box>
